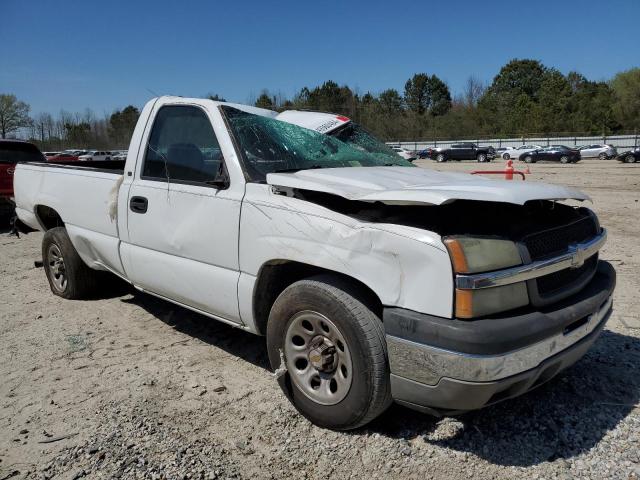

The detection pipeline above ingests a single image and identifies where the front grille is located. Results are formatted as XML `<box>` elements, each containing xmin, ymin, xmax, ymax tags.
<box><xmin>536</xmin><ymin>255</ymin><xmax>598</xmax><ymax>296</ymax></box>
<box><xmin>523</xmin><ymin>216</ymin><xmax>598</xmax><ymax>261</ymax></box>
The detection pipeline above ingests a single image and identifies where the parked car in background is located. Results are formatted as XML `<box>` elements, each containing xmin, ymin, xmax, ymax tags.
<box><xmin>43</xmin><ymin>151</ymin><xmax>61</xmax><ymax>158</ymax></box>
<box><xmin>430</xmin><ymin>143</ymin><xmax>495</xmax><ymax>162</ymax></box>
<box><xmin>389</xmin><ymin>146</ymin><xmax>417</xmax><ymax>161</ymax></box>
<box><xmin>578</xmin><ymin>144</ymin><xmax>617</xmax><ymax>160</ymax></box>
<box><xmin>47</xmin><ymin>152</ymin><xmax>82</xmax><ymax>163</ymax></box>
<box><xmin>78</xmin><ymin>150</ymin><xmax>111</xmax><ymax>161</ymax></box>
<box><xmin>616</xmin><ymin>147</ymin><xmax>640</xmax><ymax>163</ymax></box>
<box><xmin>417</xmin><ymin>147</ymin><xmax>435</xmax><ymax>159</ymax></box>
<box><xmin>0</xmin><ymin>139</ymin><xmax>45</xmax><ymax>218</ymax></box>
<box><xmin>519</xmin><ymin>145</ymin><xmax>581</xmax><ymax>164</ymax></box>
<box><xmin>111</xmin><ymin>150</ymin><xmax>128</xmax><ymax>161</ymax></box>
<box><xmin>500</xmin><ymin>144</ymin><xmax>543</xmax><ymax>160</ymax></box>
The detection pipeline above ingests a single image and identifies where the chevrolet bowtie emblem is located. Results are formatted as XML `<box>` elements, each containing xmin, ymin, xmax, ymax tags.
<box><xmin>568</xmin><ymin>243</ymin><xmax>586</xmax><ymax>269</ymax></box>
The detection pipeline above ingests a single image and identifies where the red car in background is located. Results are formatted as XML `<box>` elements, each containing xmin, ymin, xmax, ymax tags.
<box><xmin>0</xmin><ymin>139</ymin><xmax>46</xmax><ymax>218</ymax></box>
<box><xmin>46</xmin><ymin>151</ymin><xmax>84</xmax><ymax>162</ymax></box>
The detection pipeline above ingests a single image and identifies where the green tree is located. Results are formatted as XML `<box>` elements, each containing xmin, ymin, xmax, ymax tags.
<box><xmin>378</xmin><ymin>89</ymin><xmax>403</xmax><ymax>114</ymax></box>
<box><xmin>109</xmin><ymin>106</ymin><xmax>140</xmax><ymax>147</ymax></box>
<box><xmin>0</xmin><ymin>94</ymin><xmax>31</xmax><ymax>138</ymax></box>
<box><xmin>403</xmin><ymin>74</ymin><xmax>451</xmax><ymax>116</ymax></box>
<box><xmin>255</xmin><ymin>90</ymin><xmax>275</xmax><ymax>109</ymax></box>
<box><xmin>404</xmin><ymin>73</ymin><xmax>431</xmax><ymax>114</ymax></box>
<box><xmin>207</xmin><ymin>93</ymin><xmax>226</xmax><ymax>101</ymax></box>
<box><xmin>611</xmin><ymin>68</ymin><xmax>640</xmax><ymax>131</ymax></box>
<box><xmin>428</xmin><ymin>75</ymin><xmax>452</xmax><ymax>116</ymax></box>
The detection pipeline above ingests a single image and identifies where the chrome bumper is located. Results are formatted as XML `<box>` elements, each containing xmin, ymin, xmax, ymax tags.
<box><xmin>456</xmin><ymin>229</ymin><xmax>607</xmax><ymax>290</ymax></box>
<box><xmin>388</xmin><ymin>294</ymin><xmax>612</xmax><ymax>385</ymax></box>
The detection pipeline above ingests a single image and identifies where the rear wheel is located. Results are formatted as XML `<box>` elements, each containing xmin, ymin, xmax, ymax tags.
<box><xmin>266</xmin><ymin>275</ymin><xmax>391</xmax><ymax>430</ymax></box>
<box><xmin>436</xmin><ymin>153</ymin><xmax>446</xmax><ymax>162</ymax></box>
<box><xmin>503</xmin><ymin>153</ymin><xmax>510</xmax><ymax>160</ymax></box>
<box><xmin>625</xmin><ymin>155</ymin><xmax>636</xmax><ymax>163</ymax></box>
<box><xmin>42</xmin><ymin>227</ymin><xmax>100</xmax><ymax>299</ymax></box>
<box><xmin>560</xmin><ymin>155</ymin><xmax>570</xmax><ymax>164</ymax></box>
<box><xmin>524</xmin><ymin>155</ymin><xmax>534</xmax><ymax>163</ymax></box>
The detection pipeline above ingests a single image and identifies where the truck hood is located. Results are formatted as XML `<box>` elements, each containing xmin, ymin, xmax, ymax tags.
<box><xmin>266</xmin><ymin>166</ymin><xmax>590</xmax><ymax>206</ymax></box>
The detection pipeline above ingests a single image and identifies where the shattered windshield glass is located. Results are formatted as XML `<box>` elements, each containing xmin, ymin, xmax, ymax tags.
<box><xmin>330</xmin><ymin>122</ymin><xmax>402</xmax><ymax>161</ymax></box>
<box><xmin>222</xmin><ymin>106</ymin><xmax>413</xmax><ymax>181</ymax></box>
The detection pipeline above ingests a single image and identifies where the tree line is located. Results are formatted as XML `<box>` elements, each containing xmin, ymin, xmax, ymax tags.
<box><xmin>252</xmin><ymin>60</ymin><xmax>639</xmax><ymax>142</ymax></box>
<box><xmin>1</xmin><ymin>59</ymin><xmax>638</xmax><ymax>149</ymax></box>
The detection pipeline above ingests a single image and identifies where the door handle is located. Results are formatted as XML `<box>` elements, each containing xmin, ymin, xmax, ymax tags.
<box><xmin>130</xmin><ymin>196</ymin><xmax>148</xmax><ymax>214</ymax></box>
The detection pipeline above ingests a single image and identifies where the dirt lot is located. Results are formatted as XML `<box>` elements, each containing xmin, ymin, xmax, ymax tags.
<box><xmin>1</xmin><ymin>159</ymin><xmax>639</xmax><ymax>480</ymax></box>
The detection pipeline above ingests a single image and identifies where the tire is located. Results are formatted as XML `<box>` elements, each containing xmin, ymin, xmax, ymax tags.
<box><xmin>524</xmin><ymin>155</ymin><xmax>534</xmax><ymax>163</ymax></box>
<box><xmin>266</xmin><ymin>274</ymin><xmax>392</xmax><ymax>430</ymax></box>
<box><xmin>503</xmin><ymin>153</ymin><xmax>510</xmax><ymax>160</ymax></box>
<box><xmin>625</xmin><ymin>155</ymin><xmax>636</xmax><ymax>163</ymax></box>
<box><xmin>560</xmin><ymin>155</ymin><xmax>570</xmax><ymax>164</ymax></box>
<box><xmin>436</xmin><ymin>153</ymin><xmax>446</xmax><ymax>163</ymax></box>
<box><xmin>477</xmin><ymin>153</ymin><xmax>487</xmax><ymax>162</ymax></box>
<box><xmin>598</xmin><ymin>153</ymin><xmax>607</xmax><ymax>160</ymax></box>
<box><xmin>42</xmin><ymin>227</ymin><xmax>100</xmax><ymax>299</ymax></box>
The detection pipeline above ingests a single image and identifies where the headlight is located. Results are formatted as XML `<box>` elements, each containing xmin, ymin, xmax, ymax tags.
<box><xmin>444</xmin><ymin>237</ymin><xmax>528</xmax><ymax>318</ymax></box>
<box><xmin>443</xmin><ymin>237</ymin><xmax>522</xmax><ymax>273</ymax></box>
<box><xmin>455</xmin><ymin>283</ymin><xmax>529</xmax><ymax>318</ymax></box>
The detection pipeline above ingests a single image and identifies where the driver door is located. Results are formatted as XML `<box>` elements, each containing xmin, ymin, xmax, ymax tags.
<box><xmin>121</xmin><ymin>102</ymin><xmax>243</xmax><ymax>324</ymax></box>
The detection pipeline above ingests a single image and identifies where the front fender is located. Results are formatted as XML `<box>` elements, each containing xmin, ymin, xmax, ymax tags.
<box><xmin>239</xmin><ymin>191</ymin><xmax>454</xmax><ymax>318</ymax></box>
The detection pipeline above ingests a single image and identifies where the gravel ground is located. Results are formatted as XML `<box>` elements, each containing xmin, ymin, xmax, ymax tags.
<box><xmin>1</xmin><ymin>159</ymin><xmax>639</xmax><ymax>480</ymax></box>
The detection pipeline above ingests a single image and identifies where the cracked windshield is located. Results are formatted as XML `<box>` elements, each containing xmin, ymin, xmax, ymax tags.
<box><xmin>222</xmin><ymin>106</ymin><xmax>413</xmax><ymax>181</ymax></box>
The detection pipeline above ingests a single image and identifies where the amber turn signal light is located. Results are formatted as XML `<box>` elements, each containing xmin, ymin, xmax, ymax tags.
<box><xmin>444</xmin><ymin>238</ymin><xmax>469</xmax><ymax>274</ymax></box>
<box><xmin>454</xmin><ymin>288</ymin><xmax>474</xmax><ymax>319</ymax></box>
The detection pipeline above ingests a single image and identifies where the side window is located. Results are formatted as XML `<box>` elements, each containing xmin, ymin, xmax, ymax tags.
<box><xmin>142</xmin><ymin>105</ymin><xmax>223</xmax><ymax>184</ymax></box>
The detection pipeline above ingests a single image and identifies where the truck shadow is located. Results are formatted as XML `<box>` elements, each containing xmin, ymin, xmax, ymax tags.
<box><xmin>367</xmin><ymin>328</ymin><xmax>640</xmax><ymax>467</ymax></box>
<box><xmin>115</xmin><ymin>287</ymin><xmax>639</xmax><ymax>467</ymax></box>
<box><xmin>121</xmin><ymin>290</ymin><xmax>271</xmax><ymax>371</ymax></box>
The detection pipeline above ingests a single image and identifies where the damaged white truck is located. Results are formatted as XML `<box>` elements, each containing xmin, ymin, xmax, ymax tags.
<box><xmin>13</xmin><ymin>96</ymin><xmax>615</xmax><ymax>430</ymax></box>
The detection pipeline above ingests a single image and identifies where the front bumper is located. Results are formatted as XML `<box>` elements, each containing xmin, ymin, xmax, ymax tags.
<box><xmin>384</xmin><ymin>260</ymin><xmax>615</xmax><ymax>415</ymax></box>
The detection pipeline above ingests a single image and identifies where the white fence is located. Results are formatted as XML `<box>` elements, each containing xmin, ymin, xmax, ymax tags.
<box><xmin>388</xmin><ymin>134</ymin><xmax>639</xmax><ymax>151</ymax></box>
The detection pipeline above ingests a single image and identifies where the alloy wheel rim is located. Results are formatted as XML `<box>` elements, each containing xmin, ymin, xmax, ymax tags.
<box><xmin>284</xmin><ymin>310</ymin><xmax>353</xmax><ymax>405</ymax></box>
<box><xmin>47</xmin><ymin>244</ymin><xmax>67</xmax><ymax>292</ymax></box>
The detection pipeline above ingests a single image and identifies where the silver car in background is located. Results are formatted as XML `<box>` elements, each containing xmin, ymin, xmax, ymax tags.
<box><xmin>578</xmin><ymin>144</ymin><xmax>617</xmax><ymax>160</ymax></box>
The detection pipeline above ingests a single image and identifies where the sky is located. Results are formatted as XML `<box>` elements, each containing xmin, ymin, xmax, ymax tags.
<box><xmin>2</xmin><ymin>0</ymin><xmax>639</xmax><ymax>116</ymax></box>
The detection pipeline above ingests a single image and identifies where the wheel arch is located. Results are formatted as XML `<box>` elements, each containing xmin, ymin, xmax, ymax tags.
<box><xmin>252</xmin><ymin>260</ymin><xmax>383</xmax><ymax>336</ymax></box>
<box><xmin>35</xmin><ymin>205</ymin><xmax>64</xmax><ymax>231</ymax></box>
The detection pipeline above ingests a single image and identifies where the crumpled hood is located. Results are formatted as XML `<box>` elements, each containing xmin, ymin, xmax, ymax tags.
<box><xmin>266</xmin><ymin>166</ymin><xmax>590</xmax><ymax>206</ymax></box>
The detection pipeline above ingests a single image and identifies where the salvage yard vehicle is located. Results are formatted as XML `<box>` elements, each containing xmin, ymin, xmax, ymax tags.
<box><xmin>578</xmin><ymin>144</ymin><xmax>617</xmax><ymax>160</ymax></box>
<box><xmin>617</xmin><ymin>147</ymin><xmax>640</xmax><ymax>163</ymax></box>
<box><xmin>0</xmin><ymin>139</ymin><xmax>45</xmax><ymax>218</ymax></box>
<box><xmin>78</xmin><ymin>150</ymin><xmax>112</xmax><ymax>161</ymax></box>
<box><xmin>430</xmin><ymin>142</ymin><xmax>495</xmax><ymax>162</ymax></box>
<box><xmin>519</xmin><ymin>145</ymin><xmax>581</xmax><ymax>164</ymax></box>
<box><xmin>13</xmin><ymin>96</ymin><xmax>615</xmax><ymax>430</ymax></box>
<box><xmin>500</xmin><ymin>144</ymin><xmax>543</xmax><ymax>160</ymax></box>
<box><xmin>389</xmin><ymin>145</ymin><xmax>417</xmax><ymax>161</ymax></box>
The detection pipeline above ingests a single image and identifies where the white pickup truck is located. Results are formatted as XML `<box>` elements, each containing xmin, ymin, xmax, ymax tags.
<box><xmin>14</xmin><ymin>96</ymin><xmax>615</xmax><ymax>430</ymax></box>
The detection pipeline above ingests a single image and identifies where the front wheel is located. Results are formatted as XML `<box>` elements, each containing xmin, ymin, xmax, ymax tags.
<box><xmin>560</xmin><ymin>155</ymin><xmax>570</xmax><ymax>164</ymax></box>
<box><xmin>42</xmin><ymin>227</ymin><xmax>100</xmax><ymax>299</ymax></box>
<box><xmin>477</xmin><ymin>153</ymin><xmax>487</xmax><ymax>162</ymax></box>
<box><xmin>266</xmin><ymin>275</ymin><xmax>391</xmax><ymax>430</ymax></box>
<box><xmin>436</xmin><ymin>153</ymin><xmax>446</xmax><ymax>162</ymax></box>
<box><xmin>524</xmin><ymin>156</ymin><xmax>535</xmax><ymax>163</ymax></box>
<box><xmin>598</xmin><ymin>153</ymin><xmax>607</xmax><ymax>160</ymax></box>
<box><xmin>502</xmin><ymin>153</ymin><xmax>510</xmax><ymax>160</ymax></box>
<box><xmin>625</xmin><ymin>155</ymin><xmax>636</xmax><ymax>163</ymax></box>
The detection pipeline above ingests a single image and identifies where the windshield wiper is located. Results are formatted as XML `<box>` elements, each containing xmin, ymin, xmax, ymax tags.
<box><xmin>272</xmin><ymin>165</ymin><xmax>325</xmax><ymax>174</ymax></box>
